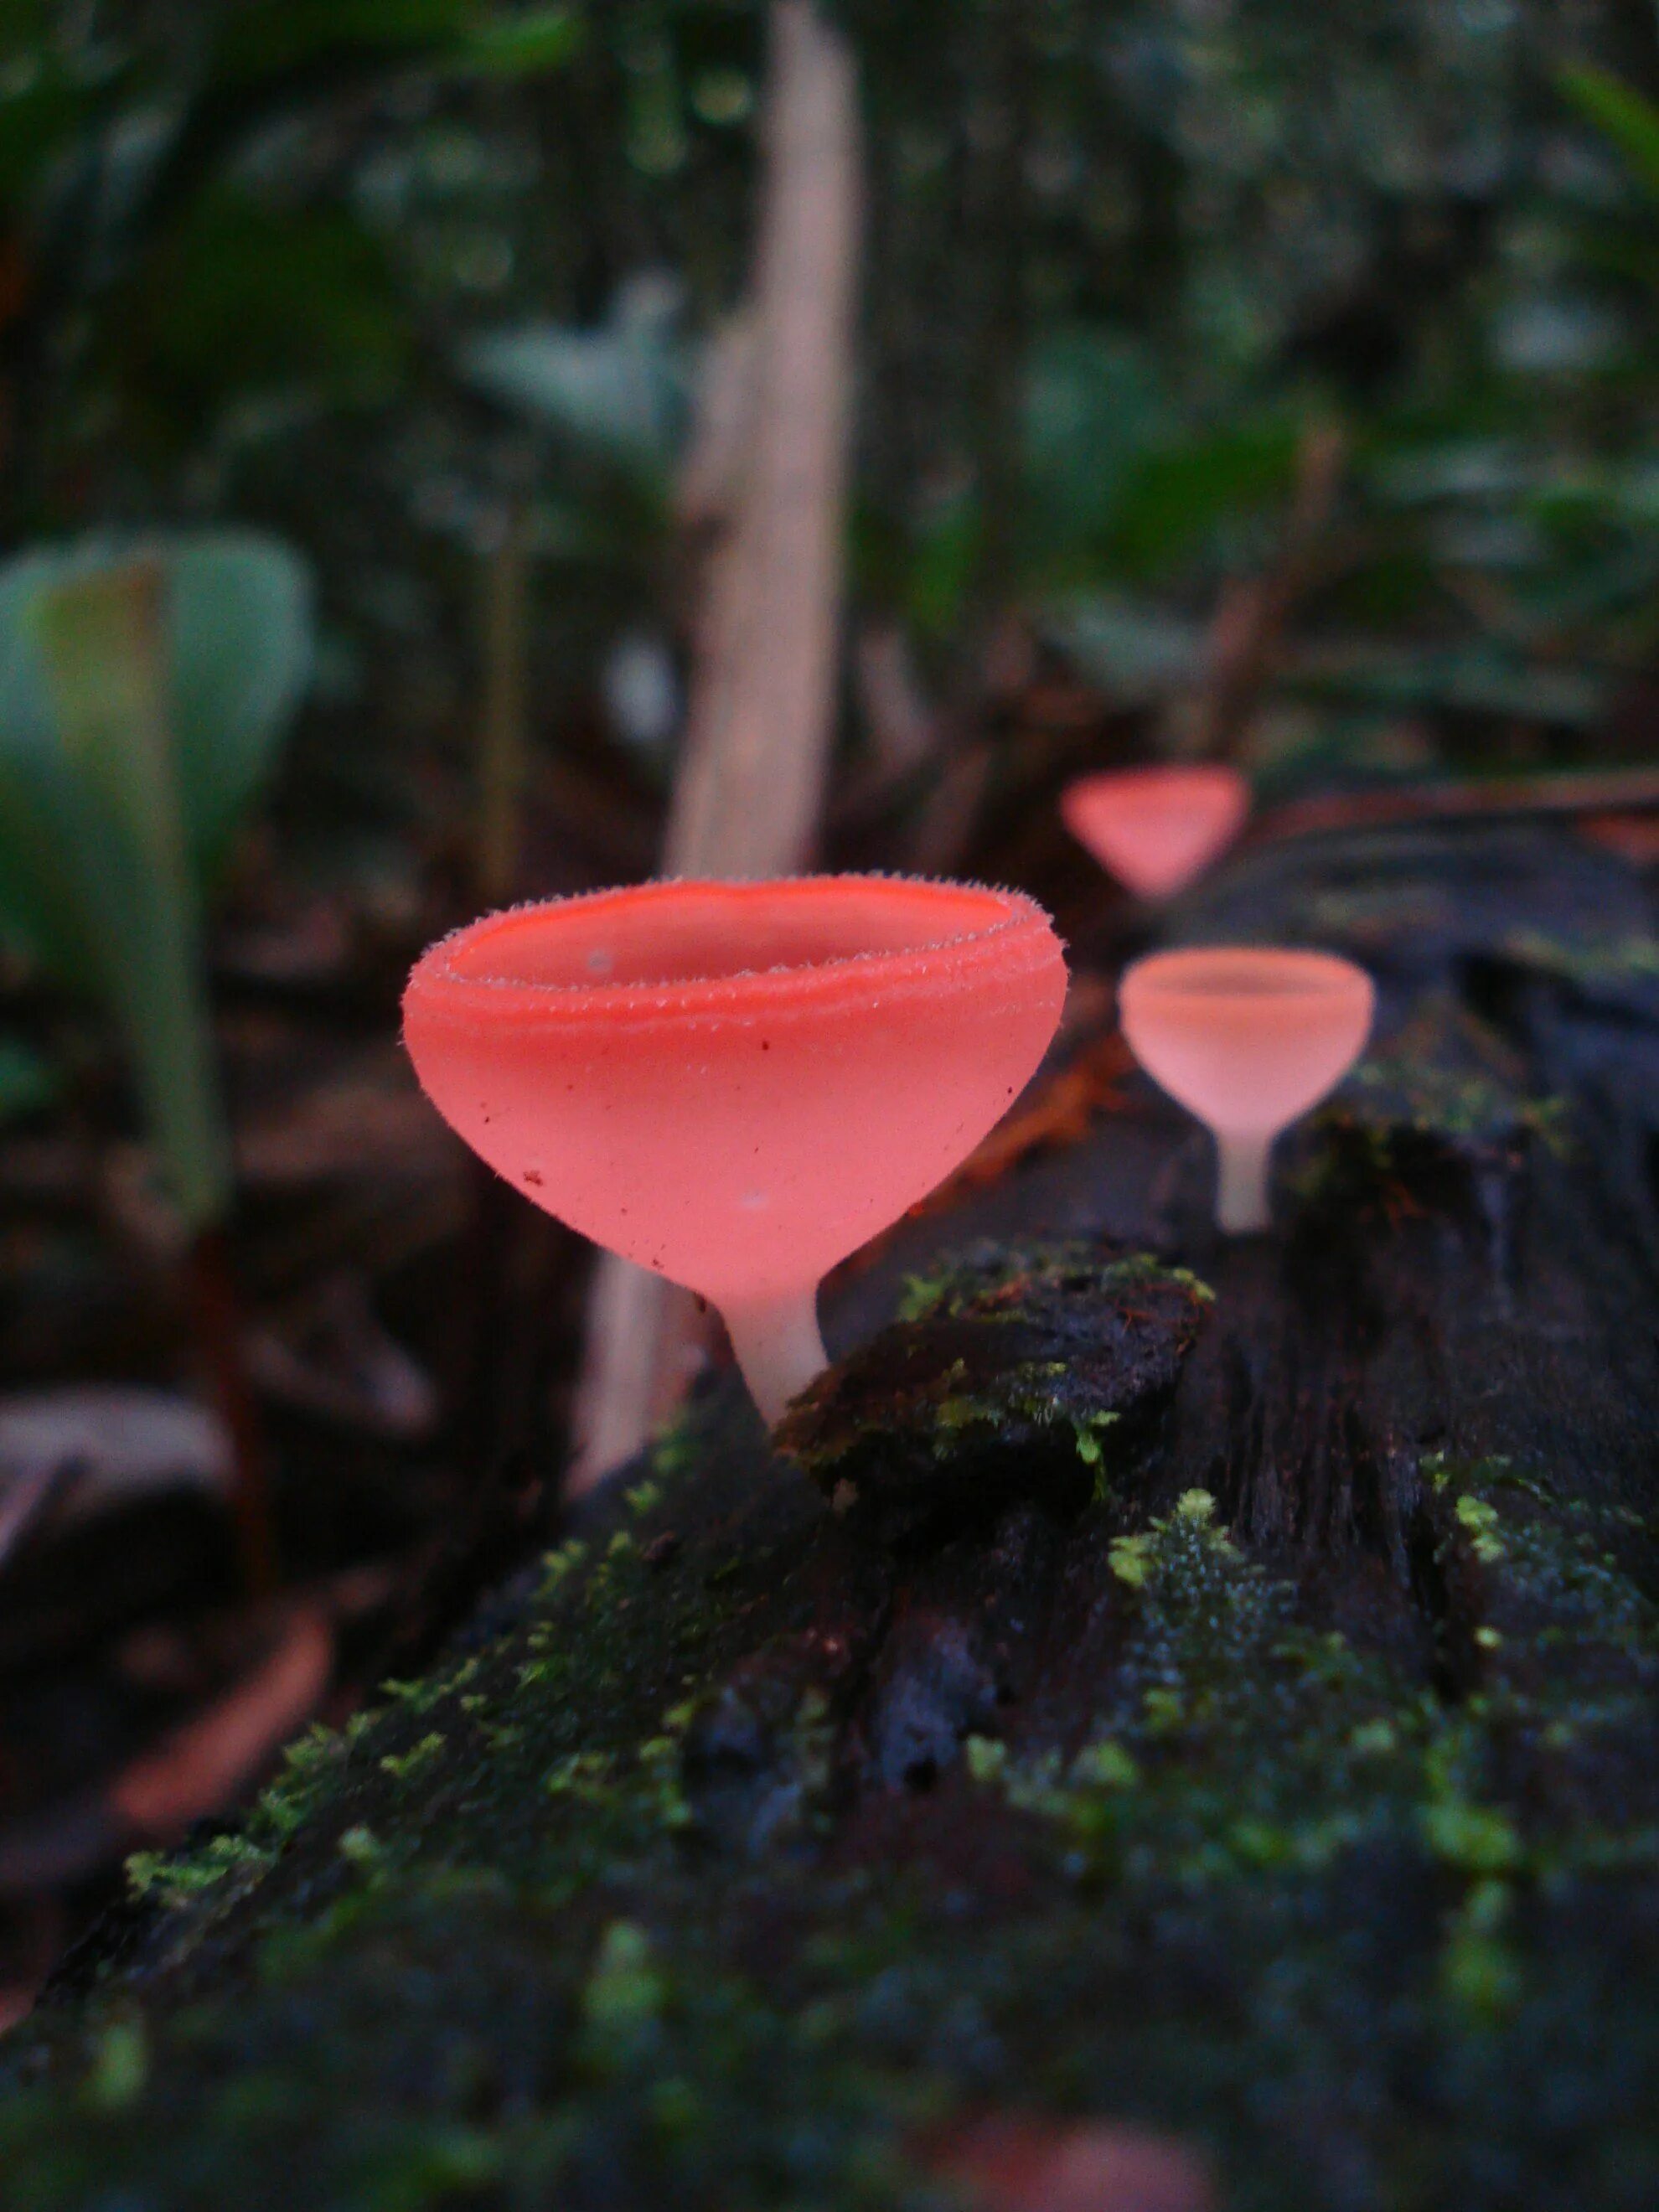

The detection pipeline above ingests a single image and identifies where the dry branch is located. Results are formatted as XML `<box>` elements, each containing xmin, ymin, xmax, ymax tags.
<box><xmin>571</xmin><ymin>0</ymin><xmax>862</xmax><ymax>1491</ymax></box>
<box><xmin>1177</xmin><ymin>417</ymin><xmax>1346</xmax><ymax>761</ymax></box>
<box><xmin>1256</xmin><ymin>762</ymin><xmax>1659</xmax><ymax>845</ymax></box>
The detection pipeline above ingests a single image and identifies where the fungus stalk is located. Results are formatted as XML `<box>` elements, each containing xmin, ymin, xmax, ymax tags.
<box><xmin>722</xmin><ymin>1289</ymin><xmax>830</xmax><ymax>1426</ymax></box>
<box><xmin>1215</xmin><ymin>1131</ymin><xmax>1274</xmax><ymax>1237</ymax></box>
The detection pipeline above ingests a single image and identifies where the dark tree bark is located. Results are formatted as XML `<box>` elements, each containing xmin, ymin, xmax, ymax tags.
<box><xmin>2</xmin><ymin>824</ymin><xmax>1656</xmax><ymax>2212</ymax></box>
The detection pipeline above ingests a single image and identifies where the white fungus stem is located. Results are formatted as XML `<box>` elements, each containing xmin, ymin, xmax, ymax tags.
<box><xmin>722</xmin><ymin>1288</ymin><xmax>830</xmax><ymax>1426</ymax></box>
<box><xmin>1216</xmin><ymin>1130</ymin><xmax>1274</xmax><ymax>1235</ymax></box>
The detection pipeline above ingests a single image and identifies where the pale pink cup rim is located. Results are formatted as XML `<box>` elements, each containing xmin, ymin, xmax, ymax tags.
<box><xmin>1121</xmin><ymin>944</ymin><xmax>1371</xmax><ymax>1004</ymax></box>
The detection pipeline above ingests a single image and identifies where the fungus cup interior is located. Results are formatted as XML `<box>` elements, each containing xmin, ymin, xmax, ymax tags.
<box><xmin>402</xmin><ymin>876</ymin><xmax>1068</xmax><ymax>1422</ymax></box>
<box><xmin>1119</xmin><ymin>946</ymin><xmax>1374</xmax><ymax>1233</ymax></box>
<box><xmin>1061</xmin><ymin>765</ymin><xmax>1250</xmax><ymax>902</ymax></box>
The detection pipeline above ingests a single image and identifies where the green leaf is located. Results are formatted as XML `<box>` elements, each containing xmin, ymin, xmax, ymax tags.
<box><xmin>209</xmin><ymin>0</ymin><xmax>486</xmax><ymax>85</ymax></box>
<box><xmin>1560</xmin><ymin>63</ymin><xmax>1659</xmax><ymax>201</ymax></box>
<box><xmin>461</xmin><ymin>279</ymin><xmax>690</xmax><ymax>478</ymax></box>
<box><xmin>166</xmin><ymin>535</ymin><xmax>314</xmax><ymax>876</ymax></box>
<box><xmin>0</xmin><ymin>533</ymin><xmax>312</xmax><ymax>1227</ymax></box>
<box><xmin>1016</xmin><ymin>336</ymin><xmax>1299</xmax><ymax>587</ymax></box>
<box><xmin>0</xmin><ymin>733</ymin><xmax>106</xmax><ymax>990</ymax></box>
<box><xmin>1109</xmin><ymin>420</ymin><xmax>1300</xmax><ymax>581</ymax></box>
<box><xmin>132</xmin><ymin>191</ymin><xmax>410</xmax><ymax>426</ymax></box>
<box><xmin>1041</xmin><ymin>590</ymin><xmax>1206</xmax><ymax>705</ymax></box>
<box><xmin>1020</xmin><ymin>328</ymin><xmax>1167</xmax><ymax>560</ymax></box>
<box><xmin>34</xmin><ymin>565</ymin><xmax>231</xmax><ymax>1229</ymax></box>
<box><xmin>458</xmin><ymin>8</ymin><xmax>584</xmax><ymax>77</ymax></box>
<box><xmin>39</xmin><ymin>560</ymin><xmax>186</xmax><ymax>884</ymax></box>
<box><xmin>0</xmin><ymin>65</ymin><xmax>97</xmax><ymax>210</ymax></box>
<box><xmin>899</xmin><ymin>494</ymin><xmax>982</xmax><ymax>642</ymax></box>
<box><xmin>209</xmin><ymin>0</ymin><xmax>582</xmax><ymax>90</ymax></box>
<box><xmin>0</xmin><ymin>532</ymin><xmax>313</xmax><ymax>897</ymax></box>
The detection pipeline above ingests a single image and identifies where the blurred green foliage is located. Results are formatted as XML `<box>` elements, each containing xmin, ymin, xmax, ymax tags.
<box><xmin>0</xmin><ymin>0</ymin><xmax>585</xmax><ymax>511</ymax></box>
<box><xmin>1560</xmin><ymin>60</ymin><xmax>1659</xmax><ymax>202</ymax></box>
<box><xmin>0</xmin><ymin>0</ymin><xmax>1653</xmax><ymax>830</ymax></box>
<box><xmin>462</xmin><ymin>277</ymin><xmax>690</xmax><ymax>488</ymax></box>
<box><xmin>0</xmin><ymin>1033</ymin><xmax>59</xmax><ymax>1124</ymax></box>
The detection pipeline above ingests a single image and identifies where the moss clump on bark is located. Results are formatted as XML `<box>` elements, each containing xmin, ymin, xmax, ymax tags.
<box><xmin>777</xmin><ymin>1243</ymin><xmax>1212</xmax><ymax>1544</ymax></box>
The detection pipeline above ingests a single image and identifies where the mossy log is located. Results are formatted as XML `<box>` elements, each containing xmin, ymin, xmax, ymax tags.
<box><xmin>2</xmin><ymin>825</ymin><xmax>1656</xmax><ymax>2212</ymax></box>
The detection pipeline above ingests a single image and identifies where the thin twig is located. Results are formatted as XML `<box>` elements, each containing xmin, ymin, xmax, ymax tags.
<box><xmin>475</xmin><ymin>490</ymin><xmax>533</xmax><ymax>908</ymax></box>
<box><xmin>186</xmin><ymin>1227</ymin><xmax>277</xmax><ymax>1596</ymax></box>
<box><xmin>0</xmin><ymin>1459</ymin><xmax>75</xmax><ymax>1583</ymax></box>
<box><xmin>660</xmin><ymin>0</ymin><xmax>861</xmax><ymax>873</ymax></box>
<box><xmin>1178</xmin><ymin>418</ymin><xmax>1346</xmax><ymax>761</ymax></box>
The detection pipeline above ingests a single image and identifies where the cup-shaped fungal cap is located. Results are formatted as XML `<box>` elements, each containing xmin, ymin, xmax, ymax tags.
<box><xmin>1119</xmin><ymin>946</ymin><xmax>1374</xmax><ymax>1233</ymax></box>
<box><xmin>403</xmin><ymin>874</ymin><xmax>1067</xmax><ymax>1336</ymax></box>
<box><xmin>1061</xmin><ymin>765</ymin><xmax>1250</xmax><ymax>902</ymax></box>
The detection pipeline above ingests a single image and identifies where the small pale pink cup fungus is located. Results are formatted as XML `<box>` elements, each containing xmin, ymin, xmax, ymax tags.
<box><xmin>1061</xmin><ymin>765</ymin><xmax>1250</xmax><ymax>902</ymax></box>
<box><xmin>1119</xmin><ymin>946</ymin><xmax>1374</xmax><ymax>1234</ymax></box>
<box><xmin>402</xmin><ymin>876</ymin><xmax>1068</xmax><ymax>1425</ymax></box>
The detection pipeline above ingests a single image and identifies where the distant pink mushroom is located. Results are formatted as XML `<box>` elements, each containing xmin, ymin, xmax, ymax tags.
<box><xmin>1119</xmin><ymin>946</ymin><xmax>1374</xmax><ymax>1233</ymax></box>
<box><xmin>1062</xmin><ymin>766</ymin><xmax>1250</xmax><ymax>902</ymax></box>
<box><xmin>929</xmin><ymin>2115</ymin><xmax>1216</xmax><ymax>2212</ymax></box>
<box><xmin>402</xmin><ymin>876</ymin><xmax>1067</xmax><ymax>1425</ymax></box>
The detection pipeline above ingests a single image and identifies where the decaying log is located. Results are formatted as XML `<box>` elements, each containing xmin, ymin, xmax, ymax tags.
<box><xmin>2</xmin><ymin>824</ymin><xmax>1656</xmax><ymax>2212</ymax></box>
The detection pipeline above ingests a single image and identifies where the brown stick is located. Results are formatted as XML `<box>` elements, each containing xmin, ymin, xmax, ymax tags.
<box><xmin>1253</xmin><ymin>764</ymin><xmax>1659</xmax><ymax>846</ymax></box>
<box><xmin>474</xmin><ymin>493</ymin><xmax>533</xmax><ymax>908</ymax></box>
<box><xmin>660</xmin><ymin>3</ymin><xmax>860</xmax><ymax>872</ymax></box>
<box><xmin>186</xmin><ymin>1227</ymin><xmax>277</xmax><ymax>1596</ymax></box>
<box><xmin>0</xmin><ymin>1458</ymin><xmax>73</xmax><ymax>1582</ymax></box>
<box><xmin>1179</xmin><ymin>418</ymin><xmax>1346</xmax><ymax>762</ymax></box>
<box><xmin>570</xmin><ymin>0</ymin><xmax>861</xmax><ymax>1493</ymax></box>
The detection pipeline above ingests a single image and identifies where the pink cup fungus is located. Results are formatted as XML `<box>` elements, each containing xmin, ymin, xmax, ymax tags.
<box><xmin>1119</xmin><ymin>946</ymin><xmax>1374</xmax><ymax>1234</ymax></box>
<box><xmin>402</xmin><ymin>876</ymin><xmax>1068</xmax><ymax>1425</ymax></box>
<box><xmin>1061</xmin><ymin>765</ymin><xmax>1250</xmax><ymax>902</ymax></box>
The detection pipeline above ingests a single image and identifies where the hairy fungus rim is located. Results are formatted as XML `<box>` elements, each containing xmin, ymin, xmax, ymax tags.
<box><xmin>404</xmin><ymin>874</ymin><xmax>1062</xmax><ymax>1028</ymax></box>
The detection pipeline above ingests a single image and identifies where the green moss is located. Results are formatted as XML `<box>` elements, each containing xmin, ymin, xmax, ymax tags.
<box><xmin>126</xmin><ymin>1832</ymin><xmax>275</xmax><ymax>1912</ymax></box>
<box><xmin>1297</xmin><ymin>1000</ymin><xmax>1575</xmax><ymax>1222</ymax></box>
<box><xmin>969</xmin><ymin>1463</ymin><xmax>1657</xmax><ymax>2002</ymax></box>
<box><xmin>897</xmin><ymin>1244</ymin><xmax>1212</xmax><ymax>1326</ymax></box>
<box><xmin>581</xmin><ymin>1922</ymin><xmax>665</xmax><ymax>2047</ymax></box>
<box><xmin>1441</xmin><ymin>1879</ymin><xmax>1521</xmax><ymax>2025</ymax></box>
<box><xmin>378</xmin><ymin>1733</ymin><xmax>447</xmax><ymax>1786</ymax></box>
<box><xmin>782</xmin><ymin>1242</ymin><xmax>1211</xmax><ymax>1543</ymax></box>
<box><xmin>9</xmin><ymin>1395</ymin><xmax>1659</xmax><ymax>2210</ymax></box>
<box><xmin>1503</xmin><ymin>929</ymin><xmax>1659</xmax><ymax>990</ymax></box>
<box><xmin>81</xmin><ymin>2020</ymin><xmax>147</xmax><ymax>2115</ymax></box>
<box><xmin>1341</xmin><ymin>1054</ymin><xmax>1571</xmax><ymax>1153</ymax></box>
